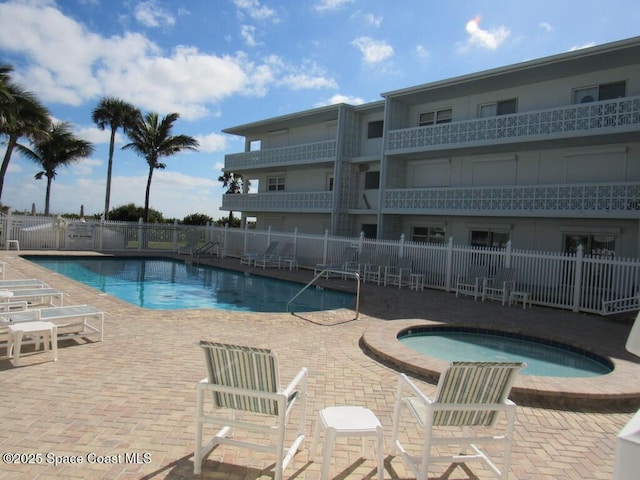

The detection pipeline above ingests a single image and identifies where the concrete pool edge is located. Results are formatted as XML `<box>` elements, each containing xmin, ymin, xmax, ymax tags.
<box><xmin>362</xmin><ymin>319</ymin><xmax>640</xmax><ymax>412</ymax></box>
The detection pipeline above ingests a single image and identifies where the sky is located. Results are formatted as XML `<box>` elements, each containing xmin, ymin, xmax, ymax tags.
<box><xmin>0</xmin><ymin>0</ymin><xmax>639</xmax><ymax>221</ymax></box>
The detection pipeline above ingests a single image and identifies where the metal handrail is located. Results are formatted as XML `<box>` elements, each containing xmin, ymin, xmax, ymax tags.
<box><xmin>286</xmin><ymin>269</ymin><xmax>361</xmax><ymax>319</ymax></box>
<box><xmin>193</xmin><ymin>241</ymin><xmax>220</xmax><ymax>257</ymax></box>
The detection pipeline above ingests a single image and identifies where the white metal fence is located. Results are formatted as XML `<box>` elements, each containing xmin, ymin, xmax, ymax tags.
<box><xmin>1</xmin><ymin>213</ymin><xmax>639</xmax><ymax>315</ymax></box>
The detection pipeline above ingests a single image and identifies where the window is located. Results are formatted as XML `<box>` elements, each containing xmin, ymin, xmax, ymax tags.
<box><xmin>367</xmin><ymin>120</ymin><xmax>384</xmax><ymax>138</ymax></box>
<box><xmin>361</xmin><ymin>224</ymin><xmax>378</xmax><ymax>239</ymax></box>
<box><xmin>470</xmin><ymin>230</ymin><xmax>509</xmax><ymax>248</ymax></box>
<box><xmin>573</xmin><ymin>81</ymin><xmax>626</xmax><ymax>103</ymax></box>
<box><xmin>327</xmin><ymin>176</ymin><xmax>334</xmax><ymax>191</ymax></box>
<box><xmin>364</xmin><ymin>171</ymin><xmax>380</xmax><ymax>189</ymax></box>
<box><xmin>564</xmin><ymin>234</ymin><xmax>615</xmax><ymax>257</ymax></box>
<box><xmin>267</xmin><ymin>177</ymin><xmax>285</xmax><ymax>191</ymax></box>
<box><xmin>479</xmin><ymin>99</ymin><xmax>517</xmax><ymax>118</ymax></box>
<box><xmin>412</xmin><ymin>226</ymin><xmax>445</xmax><ymax>244</ymax></box>
<box><xmin>419</xmin><ymin>109</ymin><xmax>452</xmax><ymax>126</ymax></box>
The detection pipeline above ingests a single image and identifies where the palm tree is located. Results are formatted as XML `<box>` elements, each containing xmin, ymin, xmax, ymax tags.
<box><xmin>122</xmin><ymin>111</ymin><xmax>199</xmax><ymax>223</ymax></box>
<box><xmin>0</xmin><ymin>75</ymin><xmax>51</xmax><ymax>203</ymax></box>
<box><xmin>16</xmin><ymin>121</ymin><xmax>94</xmax><ymax>215</ymax></box>
<box><xmin>218</xmin><ymin>171</ymin><xmax>250</xmax><ymax>226</ymax></box>
<box><xmin>91</xmin><ymin>97</ymin><xmax>138</xmax><ymax>220</ymax></box>
<box><xmin>0</xmin><ymin>64</ymin><xmax>15</xmax><ymax>104</ymax></box>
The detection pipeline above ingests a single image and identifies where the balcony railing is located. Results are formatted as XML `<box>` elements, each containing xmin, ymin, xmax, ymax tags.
<box><xmin>383</xmin><ymin>182</ymin><xmax>640</xmax><ymax>218</ymax></box>
<box><xmin>386</xmin><ymin>96</ymin><xmax>640</xmax><ymax>154</ymax></box>
<box><xmin>222</xmin><ymin>191</ymin><xmax>334</xmax><ymax>212</ymax></box>
<box><xmin>225</xmin><ymin>140</ymin><xmax>337</xmax><ymax>170</ymax></box>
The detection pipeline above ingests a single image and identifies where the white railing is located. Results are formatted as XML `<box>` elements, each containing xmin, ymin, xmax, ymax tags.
<box><xmin>384</xmin><ymin>182</ymin><xmax>640</xmax><ymax>218</ymax></box>
<box><xmin>222</xmin><ymin>191</ymin><xmax>334</xmax><ymax>212</ymax></box>
<box><xmin>386</xmin><ymin>95</ymin><xmax>640</xmax><ymax>153</ymax></box>
<box><xmin>1</xmin><ymin>213</ymin><xmax>639</xmax><ymax>315</ymax></box>
<box><xmin>225</xmin><ymin>139</ymin><xmax>337</xmax><ymax>170</ymax></box>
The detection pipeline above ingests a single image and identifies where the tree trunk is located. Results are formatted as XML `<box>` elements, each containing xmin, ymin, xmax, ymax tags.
<box><xmin>144</xmin><ymin>166</ymin><xmax>154</xmax><ymax>223</ymax></box>
<box><xmin>104</xmin><ymin>127</ymin><xmax>117</xmax><ymax>219</ymax></box>
<box><xmin>0</xmin><ymin>134</ymin><xmax>17</xmax><ymax>203</ymax></box>
<box><xmin>44</xmin><ymin>176</ymin><xmax>52</xmax><ymax>215</ymax></box>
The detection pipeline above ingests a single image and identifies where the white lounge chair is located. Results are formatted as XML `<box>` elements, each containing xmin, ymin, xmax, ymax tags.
<box><xmin>455</xmin><ymin>264</ymin><xmax>489</xmax><ymax>300</ymax></box>
<box><xmin>0</xmin><ymin>279</ymin><xmax>49</xmax><ymax>290</ymax></box>
<box><xmin>314</xmin><ymin>246</ymin><xmax>358</xmax><ymax>278</ymax></box>
<box><xmin>178</xmin><ymin>231</ymin><xmax>201</xmax><ymax>255</ymax></box>
<box><xmin>482</xmin><ymin>267</ymin><xmax>516</xmax><ymax>305</ymax></box>
<box><xmin>240</xmin><ymin>241</ymin><xmax>279</xmax><ymax>267</ymax></box>
<box><xmin>0</xmin><ymin>287</ymin><xmax>65</xmax><ymax>307</ymax></box>
<box><xmin>345</xmin><ymin>250</ymin><xmax>374</xmax><ymax>277</ymax></box>
<box><xmin>391</xmin><ymin>362</ymin><xmax>525</xmax><ymax>480</ymax></box>
<box><xmin>277</xmin><ymin>242</ymin><xmax>298</xmax><ymax>270</ymax></box>
<box><xmin>255</xmin><ymin>242</ymin><xmax>294</xmax><ymax>270</ymax></box>
<box><xmin>0</xmin><ymin>304</ymin><xmax>106</xmax><ymax>342</ymax></box>
<box><xmin>194</xmin><ymin>341</ymin><xmax>308</xmax><ymax>479</ymax></box>
<box><xmin>364</xmin><ymin>254</ymin><xmax>393</xmax><ymax>285</ymax></box>
<box><xmin>384</xmin><ymin>256</ymin><xmax>413</xmax><ymax>288</ymax></box>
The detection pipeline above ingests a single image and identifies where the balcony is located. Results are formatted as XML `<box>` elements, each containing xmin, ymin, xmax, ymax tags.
<box><xmin>386</xmin><ymin>96</ymin><xmax>640</xmax><ymax>155</ymax></box>
<box><xmin>225</xmin><ymin>140</ymin><xmax>337</xmax><ymax>171</ymax></box>
<box><xmin>221</xmin><ymin>191</ymin><xmax>334</xmax><ymax>212</ymax></box>
<box><xmin>383</xmin><ymin>182</ymin><xmax>640</xmax><ymax>218</ymax></box>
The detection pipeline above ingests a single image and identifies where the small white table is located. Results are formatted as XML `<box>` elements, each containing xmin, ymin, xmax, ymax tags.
<box><xmin>509</xmin><ymin>290</ymin><xmax>531</xmax><ymax>309</ymax></box>
<box><xmin>7</xmin><ymin>321</ymin><xmax>58</xmax><ymax>366</ymax></box>
<box><xmin>409</xmin><ymin>273</ymin><xmax>425</xmax><ymax>291</ymax></box>
<box><xmin>310</xmin><ymin>406</ymin><xmax>384</xmax><ymax>480</ymax></box>
<box><xmin>5</xmin><ymin>240</ymin><xmax>19</xmax><ymax>251</ymax></box>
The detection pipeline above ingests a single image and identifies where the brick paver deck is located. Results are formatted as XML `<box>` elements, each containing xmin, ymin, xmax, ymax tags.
<box><xmin>1</xmin><ymin>250</ymin><xmax>638</xmax><ymax>479</ymax></box>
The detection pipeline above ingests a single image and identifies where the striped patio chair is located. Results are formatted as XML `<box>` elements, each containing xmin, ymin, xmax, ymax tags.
<box><xmin>194</xmin><ymin>341</ymin><xmax>308</xmax><ymax>479</ymax></box>
<box><xmin>391</xmin><ymin>361</ymin><xmax>525</xmax><ymax>480</ymax></box>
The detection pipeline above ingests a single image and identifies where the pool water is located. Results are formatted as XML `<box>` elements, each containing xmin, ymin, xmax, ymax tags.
<box><xmin>25</xmin><ymin>256</ymin><xmax>355</xmax><ymax>312</ymax></box>
<box><xmin>399</xmin><ymin>328</ymin><xmax>612</xmax><ymax>377</ymax></box>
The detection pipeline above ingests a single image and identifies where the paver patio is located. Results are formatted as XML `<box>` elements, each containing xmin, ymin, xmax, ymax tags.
<box><xmin>0</xmin><ymin>250</ymin><xmax>638</xmax><ymax>480</ymax></box>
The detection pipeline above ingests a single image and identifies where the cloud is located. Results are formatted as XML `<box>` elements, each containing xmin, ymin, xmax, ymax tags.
<box><xmin>4</xmin><ymin>168</ymin><xmax>225</xmax><ymax>219</ymax></box>
<box><xmin>0</xmin><ymin>1</ymin><xmax>330</xmax><ymax>121</ymax></box>
<box><xmin>69</xmin><ymin>157</ymin><xmax>103</xmax><ymax>176</ymax></box>
<box><xmin>241</xmin><ymin>25</ymin><xmax>259</xmax><ymax>46</ymax></box>
<box><xmin>315</xmin><ymin>93</ymin><xmax>366</xmax><ymax>107</ymax></box>
<box><xmin>314</xmin><ymin>0</ymin><xmax>355</xmax><ymax>12</ymax></box>
<box><xmin>75</xmin><ymin>125</ymin><xmax>118</xmax><ymax>145</ymax></box>
<box><xmin>463</xmin><ymin>16</ymin><xmax>510</xmax><ymax>50</ymax></box>
<box><xmin>195</xmin><ymin>133</ymin><xmax>228</xmax><ymax>153</ymax></box>
<box><xmin>570</xmin><ymin>42</ymin><xmax>596</xmax><ymax>51</ymax></box>
<box><xmin>351</xmin><ymin>10</ymin><xmax>382</xmax><ymax>28</ymax></box>
<box><xmin>539</xmin><ymin>21</ymin><xmax>553</xmax><ymax>33</ymax></box>
<box><xmin>416</xmin><ymin>44</ymin><xmax>429</xmax><ymax>58</ymax></box>
<box><xmin>351</xmin><ymin>37</ymin><xmax>394</xmax><ymax>64</ymax></box>
<box><xmin>277</xmin><ymin>60</ymin><xmax>338</xmax><ymax>90</ymax></box>
<box><xmin>233</xmin><ymin>0</ymin><xmax>278</xmax><ymax>22</ymax></box>
<box><xmin>134</xmin><ymin>0</ymin><xmax>176</xmax><ymax>28</ymax></box>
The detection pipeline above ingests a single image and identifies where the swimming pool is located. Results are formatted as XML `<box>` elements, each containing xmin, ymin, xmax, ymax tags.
<box><xmin>398</xmin><ymin>326</ymin><xmax>613</xmax><ymax>378</ymax></box>
<box><xmin>25</xmin><ymin>256</ymin><xmax>355</xmax><ymax>312</ymax></box>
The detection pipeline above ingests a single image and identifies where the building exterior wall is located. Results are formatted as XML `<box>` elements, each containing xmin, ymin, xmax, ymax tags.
<box><xmin>221</xmin><ymin>37</ymin><xmax>640</xmax><ymax>256</ymax></box>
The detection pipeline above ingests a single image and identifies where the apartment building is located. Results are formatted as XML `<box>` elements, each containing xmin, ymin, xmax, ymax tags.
<box><xmin>221</xmin><ymin>36</ymin><xmax>640</xmax><ymax>257</ymax></box>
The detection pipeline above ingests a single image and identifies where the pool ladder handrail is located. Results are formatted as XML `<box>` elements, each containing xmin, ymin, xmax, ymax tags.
<box><xmin>286</xmin><ymin>269</ymin><xmax>360</xmax><ymax>319</ymax></box>
<box><xmin>192</xmin><ymin>241</ymin><xmax>220</xmax><ymax>259</ymax></box>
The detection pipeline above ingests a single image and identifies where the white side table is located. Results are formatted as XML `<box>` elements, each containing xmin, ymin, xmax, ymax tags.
<box><xmin>310</xmin><ymin>406</ymin><xmax>384</xmax><ymax>480</ymax></box>
<box><xmin>6</xmin><ymin>240</ymin><xmax>19</xmax><ymax>251</ymax></box>
<box><xmin>409</xmin><ymin>273</ymin><xmax>425</xmax><ymax>291</ymax></box>
<box><xmin>7</xmin><ymin>321</ymin><xmax>58</xmax><ymax>366</ymax></box>
<box><xmin>509</xmin><ymin>290</ymin><xmax>531</xmax><ymax>309</ymax></box>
